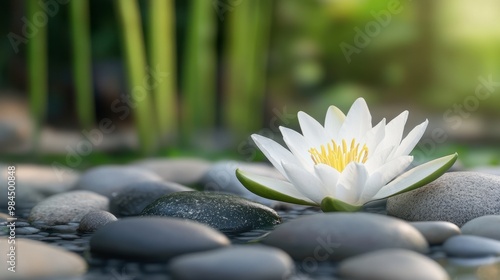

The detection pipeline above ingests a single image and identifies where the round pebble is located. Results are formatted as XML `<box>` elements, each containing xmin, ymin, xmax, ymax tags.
<box><xmin>141</xmin><ymin>191</ymin><xmax>281</xmax><ymax>233</ymax></box>
<box><xmin>74</xmin><ymin>165</ymin><xmax>162</xmax><ymax>198</ymax></box>
<box><xmin>90</xmin><ymin>217</ymin><xmax>230</xmax><ymax>261</ymax></box>
<box><xmin>443</xmin><ymin>235</ymin><xmax>500</xmax><ymax>258</ymax></box>
<box><xmin>132</xmin><ymin>157</ymin><xmax>212</xmax><ymax>185</ymax></box>
<box><xmin>410</xmin><ymin>221</ymin><xmax>461</xmax><ymax>245</ymax></box>
<box><xmin>78</xmin><ymin>210</ymin><xmax>117</xmax><ymax>233</ymax></box>
<box><xmin>169</xmin><ymin>245</ymin><xmax>294</xmax><ymax>280</ymax></box>
<box><xmin>110</xmin><ymin>180</ymin><xmax>192</xmax><ymax>217</ymax></box>
<box><xmin>339</xmin><ymin>249</ymin><xmax>449</xmax><ymax>280</ymax></box>
<box><xmin>0</xmin><ymin>238</ymin><xmax>87</xmax><ymax>279</ymax></box>
<box><xmin>461</xmin><ymin>215</ymin><xmax>500</xmax><ymax>241</ymax></box>
<box><xmin>28</xmin><ymin>190</ymin><xmax>109</xmax><ymax>225</ymax></box>
<box><xmin>387</xmin><ymin>172</ymin><xmax>500</xmax><ymax>226</ymax></box>
<box><xmin>261</xmin><ymin>212</ymin><xmax>428</xmax><ymax>261</ymax></box>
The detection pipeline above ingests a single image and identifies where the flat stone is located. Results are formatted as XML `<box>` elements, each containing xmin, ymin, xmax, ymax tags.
<box><xmin>387</xmin><ymin>172</ymin><xmax>500</xmax><ymax>226</ymax></box>
<box><xmin>261</xmin><ymin>212</ymin><xmax>428</xmax><ymax>261</ymax></box>
<box><xmin>110</xmin><ymin>180</ymin><xmax>192</xmax><ymax>217</ymax></box>
<box><xmin>410</xmin><ymin>221</ymin><xmax>461</xmax><ymax>245</ymax></box>
<box><xmin>74</xmin><ymin>165</ymin><xmax>162</xmax><ymax>198</ymax></box>
<box><xmin>28</xmin><ymin>190</ymin><xmax>109</xmax><ymax>225</ymax></box>
<box><xmin>169</xmin><ymin>245</ymin><xmax>294</xmax><ymax>280</ymax></box>
<box><xmin>132</xmin><ymin>157</ymin><xmax>212</xmax><ymax>185</ymax></box>
<box><xmin>0</xmin><ymin>238</ymin><xmax>87</xmax><ymax>279</ymax></box>
<box><xmin>443</xmin><ymin>235</ymin><xmax>500</xmax><ymax>258</ymax></box>
<box><xmin>141</xmin><ymin>191</ymin><xmax>281</xmax><ymax>233</ymax></box>
<box><xmin>339</xmin><ymin>249</ymin><xmax>449</xmax><ymax>280</ymax></box>
<box><xmin>199</xmin><ymin>161</ymin><xmax>290</xmax><ymax>208</ymax></box>
<box><xmin>461</xmin><ymin>215</ymin><xmax>500</xmax><ymax>241</ymax></box>
<box><xmin>15</xmin><ymin>227</ymin><xmax>40</xmax><ymax>235</ymax></box>
<box><xmin>78</xmin><ymin>210</ymin><xmax>117</xmax><ymax>233</ymax></box>
<box><xmin>90</xmin><ymin>217</ymin><xmax>230</xmax><ymax>261</ymax></box>
<box><xmin>0</xmin><ymin>164</ymin><xmax>79</xmax><ymax>207</ymax></box>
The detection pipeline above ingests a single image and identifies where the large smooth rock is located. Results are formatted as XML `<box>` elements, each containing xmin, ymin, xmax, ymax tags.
<box><xmin>339</xmin><ymin>249</ymin><xmax>449</xmax><ymax>280</ymax></box>
<box><xmin>110</xmin><ymin>180</ymin><xmax>192</xmax><ymax>217</ymax></box>
<box><xmin>261</xmin><ymin>213</ymin><xmax>428</xmax><ymax>261</ymax></box>
<box><xmin>141</xmin><ymin>191</ymin><xmax>281</xmax><ymax>233</ymax></box>
<box><xmin>443</xmin><ymin>235</ymin><xmax>500</xmax><ymax>258</ymax></box>
<box><xmin>132</xmin><ymin>157</ymin><xmax>211</xmax><ymax>185</ymax></box>
<box><xmin>387</xmin><ymin>172</ymin><xmax>500</xmax><ymax>226</ymax></box>
<box><xmin>0</xmin><ymin>238</ymin><xmax>87</xmax><ymax>279</ymax></box>
<box><xmin>90</xmin><ymin>217</ymin><xmax>230</xmax><ymax>261</ymax></box>
<box><xmin>169</xmin><ymin>245</ymin><xmax>294</xmax><ymax>280</ymax></box>
<box><xmin>28</xmin><ymin>190</ymin><xmax>109</xmax><ymax>225</ymax></box>
<box><xmin>78</xmin><ymin>210</ymin><xmax>117</xmax><ymax>233</ymax></box>
<box><xmin>0</xmin><ymin>164</ymin><xmax>79</xmax><ymax>207</ymax></box>
<box><xmin>461</xmin><ymin>215</ymin><xmax>500</xmax><ymax>241</ymax></box>
<box><xmin>410</xmin><ymin>221</ymin><xmax>461</xmax><ymax>245</ymax></box>
<box><xmin>199</xmin><ymin>161</ymin><xmax>290</xmax><ymax>208</ymax></box>
<box><xmin>74</xmin><ymin>165</ymin><xmax>162</xmax><ymax>198</ymax></box>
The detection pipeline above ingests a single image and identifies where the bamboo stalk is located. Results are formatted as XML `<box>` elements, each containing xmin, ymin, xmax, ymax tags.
<box><xmin>181</xmin><ymin>0</ymin><xmax>216</xmax><ymax>144</ymax></box>
<box><xmin>148</xmin><ymin>0</ymin><xmax>177</xmax><ymax>143</ymax></box>
<box><xmin>69</xmin><ymin>0</ymin><xmax>95</xmax><ymax>130</ymax></box>
<box><xmin>27</xmin><ymin>0</ymin><xmax>48</xmax><ymax>153</ymax></box>
<box><xmin>115</xmin><ymin>0</ymin><xmax>157</xmax><ymax>154</ymax></box>
<box><xmin>225</xmin><ymin>0</ymin><xmax>272</xmax><ymax>138</ymax></box>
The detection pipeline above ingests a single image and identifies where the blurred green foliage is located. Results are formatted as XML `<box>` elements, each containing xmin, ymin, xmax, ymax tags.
<box><xmin>1</xmin><ymin>0</ymin><xmax>499</xmax><ymax>162</ymax></box>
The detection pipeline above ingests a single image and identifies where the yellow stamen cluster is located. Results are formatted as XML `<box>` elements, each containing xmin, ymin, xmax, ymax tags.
<box><xmin>309</xmin><ymin>139</ymin><xmax>369</xmax><ymax>172</ymax></box>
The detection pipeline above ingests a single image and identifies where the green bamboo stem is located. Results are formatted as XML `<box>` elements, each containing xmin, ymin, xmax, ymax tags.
<box><xmin>225</xmin><ymin>0</ymin><xmax>272</xmax><ymax>138</ymax></box>
<box><xmin>115</xmin><ymin>0</ymin><xmax>157</xmax><ymax>154</ymax></box>
<box><xmin>181</xmin><ymin>0</ymin><xmax>216</xmax><ymax>143</ymax></box>
<box><xmin>148</xmin><ymin>0</ymin><xmax>177</xmax><ymax>142</ymax></box>
<box><xmin>27</xmin><ymin>0</ymin><xmax>48</xmax><ymax>153</ymax></box>
<box><xmin>69</xmin><ymin>0</ymin><xmax>95</xmax><ymax>130</ymax></box>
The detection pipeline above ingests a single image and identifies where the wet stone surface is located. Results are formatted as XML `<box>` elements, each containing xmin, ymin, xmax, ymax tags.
<box><xmin>1</xmin><ymin>200</ymin><xmax>500</xmax><ymax>279</ymax></box>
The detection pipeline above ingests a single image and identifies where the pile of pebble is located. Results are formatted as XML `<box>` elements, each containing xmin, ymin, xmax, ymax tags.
<box><xmin>1</xmin><ymin>159</ymin><xmax>500</xmax><ymax>280</ymax></box>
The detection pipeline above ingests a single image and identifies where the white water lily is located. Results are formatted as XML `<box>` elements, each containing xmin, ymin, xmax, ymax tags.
<box><xmin>236</xmin><ymin>98</ymin><xmax>457</xmax><ymax>212</ymax></box>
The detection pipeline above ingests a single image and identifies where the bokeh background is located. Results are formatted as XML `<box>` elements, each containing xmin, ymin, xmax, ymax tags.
<box><xmin>1</xmin><ymin>0</ymin><xmax>499</xmax><ymax>168</ymax></box>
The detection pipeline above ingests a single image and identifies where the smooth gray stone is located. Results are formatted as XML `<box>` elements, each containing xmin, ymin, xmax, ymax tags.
<box><xmin>132</xmin><ymin>158</ymin><xmax>211</xmax><ymax>185</ymax></box>
<box><xmin>261</xmin><ymin>213</ymin><xmax>428</xmax><ymax>261</ymax></box>
<box><xmin>387</xmin><ymin>172</ymin><xmax>500</xmax><ymax>226</ymax></box>
<box><xmin>78</xmin><ymin>210</ymin><xmax>117</xmax><ymax>233</ymax></box>
<box><xmin>0</xmin><ymin>164</ymin><xmax>79</xmax><ymax>207</ymax></box>
<box><xmin>339</xmin><ymin>249</ymin><xmax>449</xmax><ymax>280</ymax></box>
<box><xmin>443</xmin><ymin>235</ymin><xmax>500</xmax><ymax>257</ymax></box>
<box><xmin>141</xmin><ymin>191</ymin><xmax>281</xmax><ymax>233</ymax></box>
<box><xmin>169</xmin><ymin>245</ymin><xmax>294</xmax><ymax>280</ymax></box>
<box><xmin>15</xmin><ymin>226</ymin><xmax>40</xmax><ymax>235</ymax></box>
<box><xmin>461</xmin><ymin>215</ymin><xmax>500</xmax><ymax>241</ymax></box>
<box><xmin>110</xmin><ymin>180</ymin><xmax>192</xmax><ymax>217</ymax></box>
<box><xmin>28</xmin><ymin>190</ymin><xmax>109</xmax><ymax>226</ymax></box>
<box><xmin>199</xmin><ymin>161</ymin><xmax>290</xmax><ymax>208</ymax></box>
<box><xmin>90</xmin><ymin>217</ymin><xmax>230</xmax><ymax>261</ymax></box>
<box><xmin>410</xmin><ymin>221</ymin><xmax>461</xmax><ymax>245</ymax></box>
<box><xmin>74</xmin><ymin>165</ymin><xmax>162</xmax><ymax>198</ymax></box>
<box><xmin>0</xmin><ymin>238</ymin><xmax>87</xmax><ymax>279</ymax></box>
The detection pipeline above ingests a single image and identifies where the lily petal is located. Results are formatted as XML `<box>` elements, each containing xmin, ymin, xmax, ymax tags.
<box><xmin>339</xmin><ymin>98</ymin><xmax>372</xmax><ymax>141</ymax></box>
<box><xmin>280</xmin><ymin>126</ymin><xmax>314</xmax><ymax>168</ymax></box>
<box><xmin>314</xmin><ymin>163</ymin><xmax>341</xmax><ymax>196</ymax></box>
<box><xmin>363</xmin><ymin>118</ymin><xmax>386</xmax><ymax>154</ymax></box>
<box><xmin>393</xmin><ymin>119</ymin><xmax>428</xmax><ymax>158</ymax></box>
<box><xmin>357</xmin><ymin>156</ymin><xmax>413</xmax><ymax>204</ymax></box>
<box><xmin>236</xmin><ymin>169</ymin><xmax>316</xmax><ymax>206</ymax></box>
<box><xmin>336</xmin><ymin>162</ymin><xmax>369</xmax><ymax>204</ymax></box>
<box><xmin>282</xmin><ymin>162</ymin><xmax>328</xmax><ymax>204</ymax></box>
<box><xmin>383</xmin><ymin>111</ymin><xmax>409</xmax><ymax>158</ymax></box>
<box><xmin>324</xmin><ymin>105</ymin><xmax>346</xmax><ymax>141</ymax></box>
<box><xmin>373</xmin><ymin>153</ymin><xmax>458</xmax><ymax>200</ymax></box>
<box><xmin>298</xmin><ymin>111</ymin><xmax>329</xmax><ymax>148</ymax></box>
<box><xmin>251</xmin><ymin>134</ymin><xmax>299</xmax><ymax>178</ymax></box>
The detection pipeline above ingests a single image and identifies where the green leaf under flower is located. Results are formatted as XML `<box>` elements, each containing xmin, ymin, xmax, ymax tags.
<box><xmin>320</xmin><ymin>196</ymin><xmax>363</xmax><ymax>212</ymax></box>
